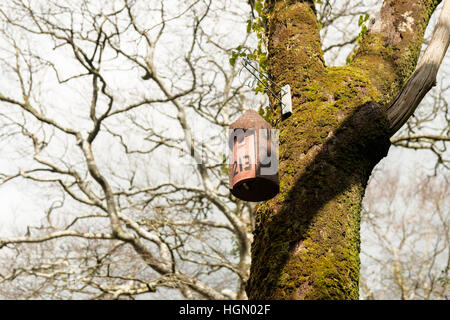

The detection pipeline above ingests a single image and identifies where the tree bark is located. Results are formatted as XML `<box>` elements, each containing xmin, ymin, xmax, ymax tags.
<box><xmin>385</xmin><ymin>0</ymin><xmax>450</xmax><ymax>133</ymax></box>
<box><xmin>246</xmin><ymin>0</ymin><xmax>445</xmax><ymax>299</ymax></box>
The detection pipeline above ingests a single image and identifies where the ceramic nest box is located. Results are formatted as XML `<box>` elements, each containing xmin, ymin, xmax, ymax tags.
<box><xmin>229</xmin><ymin>109</ymin><xmax>279</xmax><ymax>202</ymax></box>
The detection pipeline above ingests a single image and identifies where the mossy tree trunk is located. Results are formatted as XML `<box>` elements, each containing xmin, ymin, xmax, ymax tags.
<box><xmin>246</xmin><ymin>0</ymin><xmax>444</xmax><ymax>299</ymax></box>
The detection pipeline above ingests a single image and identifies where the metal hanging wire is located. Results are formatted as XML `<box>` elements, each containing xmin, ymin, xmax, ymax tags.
<box><xmin>241</xmin><ymin>57</ymin><xmax>286</xmax><ymax>105</ymax></box>
<box><xmin>240</xmin><ymin>57</ymin><xmax>292</xmax><ymax>117</ymax></box>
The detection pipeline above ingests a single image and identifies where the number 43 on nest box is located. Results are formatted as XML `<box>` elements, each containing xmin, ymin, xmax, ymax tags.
<box><xmin>228</xmin><ymin>109</ymin><xmax>279</xmax><ymax>202</ymax></box>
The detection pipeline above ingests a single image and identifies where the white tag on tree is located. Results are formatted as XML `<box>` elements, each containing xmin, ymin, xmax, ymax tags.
<box><xmin>281</xmin><ymin>84</ymin><xmax>292</xmax><ymax>117</ymax></box>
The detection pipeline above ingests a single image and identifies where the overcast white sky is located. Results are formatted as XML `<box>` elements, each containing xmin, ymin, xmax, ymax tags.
<box><xmin>0</xmin><ymin>0</ymin><xmax>448</xmax><ymax>299</ymax></box>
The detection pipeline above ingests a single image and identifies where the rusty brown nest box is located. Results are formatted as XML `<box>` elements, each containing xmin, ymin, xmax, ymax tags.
<box><xmin>229</xmin><ymin>109</ymin><xmax>279</xmax><ymax>202</ymax></box>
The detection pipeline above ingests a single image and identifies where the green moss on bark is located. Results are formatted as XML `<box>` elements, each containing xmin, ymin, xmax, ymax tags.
<box><xmin>247</xmin><ymin>0</ymin><xmax>439</xmax><ymax>300</ymax></box>
<box><xmin>352</xmin><ymin>0</ymin><xmax>441</xmax><ymax>101</ymax></box>
<box><xmin>248</xmin><ymin>36</ymin><xmax>391</xmax><ymax>299</ymax></box>
<box><xmin>248</xmin><ymin>1</ymin><xmax>390</xmax><ymax>301</ymax></box>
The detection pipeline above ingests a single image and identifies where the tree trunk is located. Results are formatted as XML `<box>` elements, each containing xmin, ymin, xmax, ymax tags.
<box><xmin>246</xmin><ymin>0</ymin><xmax>444</xmax><ymax>299</ymax></box>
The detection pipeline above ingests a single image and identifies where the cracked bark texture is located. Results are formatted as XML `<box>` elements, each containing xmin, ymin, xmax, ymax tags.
<box><xmin>246</xmin><ymin>0</ymin><xmax>446</xmax><ymax>300</ymax></box>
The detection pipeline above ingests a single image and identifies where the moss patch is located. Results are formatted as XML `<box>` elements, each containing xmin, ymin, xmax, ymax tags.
<box><xmin>245</xmin><ymin>0</ymin><xmax>441</xmax><ymax>300</ymax></box>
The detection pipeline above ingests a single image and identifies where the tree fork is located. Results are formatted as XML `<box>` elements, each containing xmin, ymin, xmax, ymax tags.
<box><xmin>246</xmin><ymin>0</ymin><xmax>446</xmax><ymax>299</ymax></box>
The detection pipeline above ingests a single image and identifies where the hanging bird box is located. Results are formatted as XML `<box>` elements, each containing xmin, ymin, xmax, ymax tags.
<box><xmin>229</xmin><ymin>109</ymin><xmax>279</xmax><ymax>202</ymax></box>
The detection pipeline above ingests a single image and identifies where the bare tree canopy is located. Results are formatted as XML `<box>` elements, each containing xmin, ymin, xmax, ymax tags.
<box><xmin>0</xmin><ymin>0</ymin><xmax>258</xmax><ymax>300</ymax></box>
